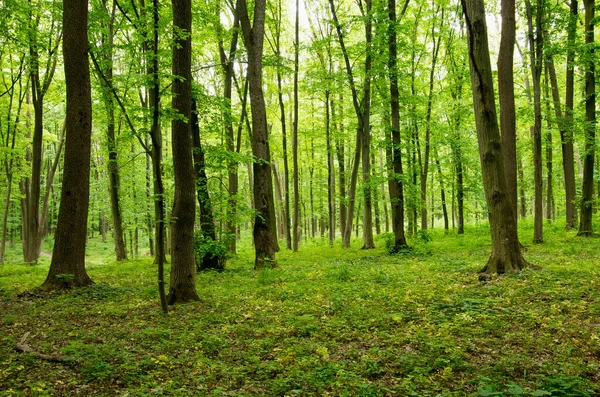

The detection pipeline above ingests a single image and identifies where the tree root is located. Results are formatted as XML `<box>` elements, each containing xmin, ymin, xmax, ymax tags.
<box><xmin>15</xmin><ymin>332</ymin><xmax>74</xmax><ymax>363</ymax></box>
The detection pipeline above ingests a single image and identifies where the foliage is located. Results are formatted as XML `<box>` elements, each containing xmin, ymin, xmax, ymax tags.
<box><xmin>1</xmin><ymin>225</ymin><xmax>600</xmax><ymax>395</ymax></box>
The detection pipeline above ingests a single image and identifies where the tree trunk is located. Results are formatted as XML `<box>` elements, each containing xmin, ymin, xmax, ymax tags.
<box><xmin>387</xmin><ymin>0</ymin><xmax>409</xmax><ymax>250</ymax></box>
<box><xmin>167</xmin><ymin>0</ymin><xmax>199</xmax><ymax>303</ymax></box>
<box><xmin>291</xmin><ymin>0</ymin><xmax>300</xmax><ymax>252</ymax></box>
<box><xmin>239</xmin><ymin>0</ymin><xmax>279</xmax><ymax>268</ymax></box>
<box><xmin>435</xmin><ymin>151</ymin><xmax>449</xmax><ymax>232</ymax></box>
<box><xmin>101</xmin><ymin>1</ymin><xmax>127</xmax><ymax>261</ymax></box>
<box><xmin>563</xmin><ymin>0</ymin><xmax>578</xmax><ymax>228</ymax></box>
<box><xmin>578</xmin><ymin>0</ymin><xmax>595</xmax><ymax>236</ymax></box>
<box><xmin>461</xmin><ymin>0</ymin><xmax>529</xmax><ymax>273</ymax></box>
<box><xmin>497</xmin><ymin>0</ymin><xmax>518</xmax><ymax>223</ymax></box>
<box><xmin>191</xmin><ymin>99</ymin><xmax>222</xmax><ymax>271</ymax></box>
<box><xmin>526</xmin><ymin>0</ymin><xmax>544</xmax><ymax>243</ymax></box>
<box><xmin>41</xmin><ymin>0</ymin><xmax>93</xmax><ymax>290</ymax></box>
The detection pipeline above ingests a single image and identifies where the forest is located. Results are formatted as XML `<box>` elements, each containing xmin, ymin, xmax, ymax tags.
<box><xmin>1</xmin><ymin>0</ymin><xmax>600</xmax><ymax>394</ymax></box>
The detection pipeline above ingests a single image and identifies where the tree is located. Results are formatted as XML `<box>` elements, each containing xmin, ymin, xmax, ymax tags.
<box><xmin>292</xmin><ymin>0</ymin><xmax>300</xmax><ymax>252</ymax></box>
<box><xmin>41</xmin><ymin>0</ymin><xmax>93</xmax><ymax>290</ymax></box>
<box><xmin>167</xmin><ymin>0</ymin><xmax>199</xmax><ymax>303</ymax></box>
<box><xmin>386</xmin><ymin>0</ymin><xmax>409</xmax><ymax>250</ymax></box>
<box><xmin>525</xmin><ymin>0</ymin><xmax>544</xmax><ymax>243</ymax></box>
<box><xmin>461</xmin><ymin>0</ymin><xmax>529</xmax><ymax>273</ymax></box>
<box><xmin>239</xmin><ymin>0</ymin><xmax>280</xmax><ymax>268</ymax></box>
<box><xmin>497</xmin><ymin>0</ymin><xmax>517</xmax><ymax>222</ymax></box>
<box><xmin>578</xmin><ymin>0</ymin><xmax>595</xmax><ymax>236</ymax></box>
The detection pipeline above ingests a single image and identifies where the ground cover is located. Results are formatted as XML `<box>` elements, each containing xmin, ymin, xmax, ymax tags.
<box><xmin>1</xmin><ymin>222</ymin><xmax>599</xmax><ymax>396</ymax></box>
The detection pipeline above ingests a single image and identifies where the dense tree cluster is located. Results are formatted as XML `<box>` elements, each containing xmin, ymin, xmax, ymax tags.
<box><xmin>0</xmin><ymin>0</ymin><xmax>597</xmax><ymax>304</ymax></box>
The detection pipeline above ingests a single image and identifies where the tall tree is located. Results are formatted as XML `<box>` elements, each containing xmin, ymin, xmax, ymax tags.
<box><xmin>387</xmin><ymin>0</ymin><xmax>409</xmax><ymax>250</ymax></box>
<box><xmin>41</xmin><ymin>0</ymin><xmax>93</xmax><ymax>290</ymax></box>
<box><xmin>21</xmin><ymin>1</ymin><xmax>60</xmax><ymax>263</ymax></box>
<box><xmin>578</xmin><ymin>0</ymin><xmax>595</xmax><ymax>236</ymax></box>
<box><xmin>292</xmin><ymin>0</ymin><xmax>300</xmax><ymax>252</ymax></box>
<box><xmin>167</xmin><ymin>0</ymin><xmax>199</xmax><ymax>303</ymax></box>
<box><xmin>461</xmin><ymin>0</ymin><xmax>529</xmax><ymax>273</ymax></box>
<box><xmin>562</xmin><ymin>0</ymin><xmax>578</xmax><ymax>228</ymax></box>
<box><xmin>239</xmin><ymin>0</ymin><xmax>280</xmax><ymax>268</ymax></box>
<box><xmin>497</xmin><ymin>0</ymin><xmax>517</xmax><ymax>221</ymax></box>
<box><xmin>525</xmin><ymin>0</ymin><xmax>544</xmax><ymax>243</ymax></box>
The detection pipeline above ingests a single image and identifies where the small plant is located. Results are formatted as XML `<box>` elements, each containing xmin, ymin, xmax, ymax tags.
<box><xmin>194</xmin><ymin>232</ymin><xmax>228</xmax><ymax>271</ymax></box>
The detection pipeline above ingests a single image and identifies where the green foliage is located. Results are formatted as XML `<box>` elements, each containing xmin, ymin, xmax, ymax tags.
<box><xmin>193</xmin><ymin>231</ymin><xmax>229</xmax><ymax>268</ymax></box>
<box><xmin>1</xmin><ymin>225</ymin><xmax>600</xmax><ymax>395</ymax></box>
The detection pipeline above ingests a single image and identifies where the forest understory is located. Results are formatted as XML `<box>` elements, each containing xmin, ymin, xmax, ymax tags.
<box><xmin>1</xmin><ymin>221</ymin><xmax>599</xmax><ymax>397</ymax></box>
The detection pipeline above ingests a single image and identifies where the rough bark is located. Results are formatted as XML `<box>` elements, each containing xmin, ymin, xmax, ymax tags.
<box><xmin>461</xmin><ymin>0</ymin><xmax>529</xmax><ymax>273</ymax></box>
<box><xmin>167</xmin><ymin>0</ymin><xmax>199</xmax><ymax>303</ymax></box>
<box><xmin>497</xmin><ymin>0</ymin><xmax>518</xmax><ymax>222</ymax></box>
<box><xmin>41</xmin><ymin>0</ymin><xmax>93</xmax><ymax>290</ymax></box>
<box><xmin>239</xmin><ymin>0</ymin><xmax>279</xmax><ymax>268</ymax></box>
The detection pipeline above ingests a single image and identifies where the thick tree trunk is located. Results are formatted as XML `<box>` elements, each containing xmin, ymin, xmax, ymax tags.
<box><xmin>41</xmin><ymin>0</ymin><xmax>93</xmax><ymax>290</ymax></box>
<box><xmin>498</xmin><ymin>0</ymin><xmax>518</xmax><ymax>222</ymax></box>
<box><xmin>578</xmin><ymin>0</ymin><xmax>595</xmax><ymax>236</ymax></box>
<box><xmin>462</xmin><ymin>0</ymin><xmax>529</xmax><ymax>273</ymax></box>
<box><xmin>167</xmin><ymin>0</ymin><xmax>199</xmax><ymax>303</ymax></box>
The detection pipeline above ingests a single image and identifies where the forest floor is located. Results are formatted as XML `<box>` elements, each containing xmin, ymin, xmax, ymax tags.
<box><xmin>1</xmin><ymin>221</ymin><xmax>600</xmax><ymax>396</ymax></box>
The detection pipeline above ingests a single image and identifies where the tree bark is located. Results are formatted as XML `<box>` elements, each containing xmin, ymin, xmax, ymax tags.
<box><xmin>461</xmin><ymin>0</ymin><xmax>529</xmax><ymax>273</ymax></box>
<box><xmin>497</xmin><ymin>0</ymin><xmax>518</xmax><ymax>222</ymax></box>
<box><xmin>387</xmin><ymin>0</ymin><xmax>409</xmax><ymax>250</ymax></box>
<box><xmin>239</xmin><ymin>0</ymin><xmax>279</xmax><ymax>268</ymax></box>
<box><xmin>525</xmin><ymin>0</ymin><xmax>544</xmax><ymax>243</ymax></box>
<box><xmin>167</xmin><ymin>0</ymin><xmax>199</xmax><ymax>303</ymax></box>
<box><xmin>41</xmin><ymin>0</ymin><xmax>93</xmax><ymax>290</ymax></box>
<box><xmin>291</xmin><ymin>0</ymin><xmax>300</xmax><ymax>252</ymax></box>
<box><xmin>578</xmin><ymin>0</ymin><xmax>595</xmax><ymax>236</ymax></box>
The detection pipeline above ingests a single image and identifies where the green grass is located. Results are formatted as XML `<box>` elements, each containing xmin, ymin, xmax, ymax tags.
<box><xmin>1</xmin><ymin>223</ymin><xmax>600</xmax><ymax>396</ymax></box>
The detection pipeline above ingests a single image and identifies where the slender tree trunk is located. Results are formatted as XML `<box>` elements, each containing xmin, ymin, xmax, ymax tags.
<box><xmin>191</xmin><ymin>99</ymin><xmax>222</xmax><ymax>271</ymax></box>
<box><xmin>578</xmin><ymin>0</ymin><xmax>595</xmax><ymax>236</ymax></box>
<box><xmin>326</xmin><ymin>90</ymin><xmax>335</xmax><ymax>247</ymax></box>
<box><xmin>461</xmin><ymin>0</ymin><xmax>529</xmax><ymax>273</ymax></box>
<box><xmin>101</xmin><ymin>1</ymin><xmax>127</xmax><ymax>260</ymax></box>
<box><xmin>239</xmin><ymin>0</ymin><xmax>279</xmax><ymax>268</ymax></box>
<box><xmin>167</xmin><ymin>0</ymin><xmax>199</xmax><ymax>303</ymax></box>
<box><xmin>435</xmin><ymin>151</ymin><xmax>449</xmax><ymax>232</ymax></box>
<box><xmin>291</xmin><ymin>0</ymin><xmax>300</xmax><ymax>252</ymax></box>
<box><xmin>526</xmin><ymin>0</ymin><xmax>544</xmax><ymax>243</ymax></box>
<box><xmin>563</xmin><ymin>0</ymin><xmax>578</xmax><ymax>228</ymax></box>
<box><xmin>543</xmin><ymin>65</ymin><xmax>554</xmax><ymax>221</ymax></box>
<box><xmin>42</xmin><ymin>0</ymin><xmax>93</xmax><ymax>289</ymax></box>
<box><xmin>387</xmin><ymin>0</ymin><xmax>409</xmax><ymax>249</ymax></box>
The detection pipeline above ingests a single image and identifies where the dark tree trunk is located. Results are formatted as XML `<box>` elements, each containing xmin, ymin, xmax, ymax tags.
<box><xmin>435</xmin><ymin>151</ymin><xmax>449</xmax><ymax>232</ymax></box>
<box><xmin>526</xmin><ymin>0</ymin><xmax>544</xmax><ymax>243</ymax></box>
<box><xmin>167</xmin><ymin>0</ymin><xmax>199</xmax><ymax>303</ymax></box>
<box><xmin>239</xmin><ymin>0</ymin><xmax>279</xmax><ymax>268</ymax></box>
<box><xmin>292</xmin><ymin>0</ymin><xmax>300</xmax><ymax>252</ymax></box>
<box><xmin>326</xmin><ymin>90</ymin><xmax>335</xmax><ymax>247</ymax></box>
<box><xmin>563</xmin><ymin>0</ymin><xmax>578</xmax><ymax>228</ymax></box>
<box><xmin>386</xmin><ymin>0</ymin><xmax>409</xmax><ymax>250</ymax></box>
<box><xmin>578</xmin><ymin>0</ymin><xmax>595</xmax><ymax>236</ymax></box>
<box><xmin>498</xmin><ymin>0</ymin><xmax>518</xmax><ymax>223</ymax></box>
<box><xmin>547</xmin><ymin>57</ymin><xmax>578</xmax><ymax>229</ymax></box>
<box><xmin>191</xmin><ymin>99</ymin><xmax>222</xmax><ymax>271</ymax></box>
<box><xmin>101</xmin><ymin>1</ymin><xmax>127</xmax><ymax>261</ymax></box>
<box><xmin>41</xmin><ymin>0</ymin><xmax>93</xmax><ymax>290</ymax></box>
<box><xmin>461</xmin><ymin>0</ymin><xmax>529</xmax><ymax>273</ymax></box>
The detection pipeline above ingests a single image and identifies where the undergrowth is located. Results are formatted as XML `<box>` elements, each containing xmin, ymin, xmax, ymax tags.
<box><xmin>1</xmin><ymin>222</ymin><xmax>599</xmax><ymax>396</ymax></box>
